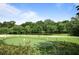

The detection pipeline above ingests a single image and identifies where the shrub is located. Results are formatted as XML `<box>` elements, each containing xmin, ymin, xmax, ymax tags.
<box><xmin>38</xmin><ymin>41</ymin><xmax>79</xmax><ymax>55</ymax></box>
<box><xmin>0</xmin><ymin>40</ymin><xmax>40</xmax><ymax>55</ymax></box>
<box><xmin>70</xmin><ymin>24</ymin><xmax>79</xmax><ymax>36</ymax></box>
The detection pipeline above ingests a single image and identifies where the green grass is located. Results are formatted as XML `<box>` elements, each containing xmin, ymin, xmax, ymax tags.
<box><xmin>0</xmin><ymin>34</ymin><xmax>79</xmax><ymax>46</ymax></box>
<box><xmin>0</xmin><ymin>34</ymin><xmax>79</xmax><ymax>55</ymax></box>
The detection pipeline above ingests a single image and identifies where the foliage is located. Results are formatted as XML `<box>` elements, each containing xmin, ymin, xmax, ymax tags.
<box><xmin>38</xmin><ymin>41</ymin><xmax>79</xmax><ymax>55</ymax></box>
<box><xmin>0</xmin><ymin>27</ymin><xmax>10</xmax><ymax>34</ymax></box>
<box><xmin>0</xmin><ymin>38</ymin><xmax>79</xmax><ymax>55</ymax></box>
<box><xmin>0</xmin><ymin>18</ymin><xmax>79</xmax><ymax>35</ymax></box>
<box><xmin>69</xmin><ymin>17</ymin><xmax>79</xmax><ymax>36</ymax></box>
<box><xmin>0</xmin><ymin>40</ymin><xmax>40</xmax><ymax>55</ymax></box>
<box><xmin>9</xmin><ymin>25</ymin><xmax>25</xmax><ymax>34</ymax></box>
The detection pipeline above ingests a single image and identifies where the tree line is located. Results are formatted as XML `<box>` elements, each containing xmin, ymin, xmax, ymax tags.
<box><xmin>0</xmin><ymin>5</ymin><xmax>79</xmax><ymax>36</ymax></box>
<box><xmin>0</xmin><ymin>18</ymin><xmax>78</xmax><ymax>36</ymax></box>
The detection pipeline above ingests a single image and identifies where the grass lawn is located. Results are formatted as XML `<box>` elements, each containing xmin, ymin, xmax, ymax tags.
<box><xmin>0</xmin><ymin>34</ymin><xmax>79</xmax><ymax>55</ymax></box>
<box><xmin>0</xmin><ymin>34</ymin><xmax>79</xmax><ymax>46</ymax></box>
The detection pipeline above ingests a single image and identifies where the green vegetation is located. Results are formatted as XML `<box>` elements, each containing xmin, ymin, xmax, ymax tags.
<box><xmin>1</xmin><ymin>34</ymin><xmax>79</xmax><ymax>46</ymax></box>
<box><xmin>38</xmin><ymin>41</ymin><xmax>79</xmax><ymax>55</ymax></box>
<box><xmin>0</xmin><ymin>17</ymin><xmax>79</xmax><ymax>36</ymax></box>
<box><xmin>0</xmin><ymin>34</ymin><xmax>79</xmax><ymax>55</ymax></box>
<box><xmin>0</xmin><ymin>39</ymin><xmax>40</xmax><ymax>55</ymax></box>
<box><xmin>0</xmin><ymin>5</ymin><xmax>79</xmax><ymax>55</ymax></box>
<box><xmin>0</xmin><ymin>5</ymin><xmax>79</xmax><ymax>35</ymax></box>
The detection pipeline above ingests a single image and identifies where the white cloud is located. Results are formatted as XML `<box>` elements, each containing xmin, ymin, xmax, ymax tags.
<box><xmin>0</xmin><ymin>3</ymin><xmax>44</xmax><ymax>25</ymax></box>
<box><xmin>0</xmin><ymin>3</ymin><xmax>21</xmax><ymax>16</ymax></box>
<box><xmin>55</xmin><ymin>3</ymin><xmax>63</xmax><ymax>8</ymax></box>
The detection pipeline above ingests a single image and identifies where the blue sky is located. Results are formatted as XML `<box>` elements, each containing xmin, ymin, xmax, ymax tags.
<box><xmin>0</xmin><ymin>3</ymin><xmax>78</xmax><ymax>24</ymax></box>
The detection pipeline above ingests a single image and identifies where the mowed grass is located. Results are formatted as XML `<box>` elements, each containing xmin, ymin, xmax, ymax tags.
<box><xmin>0</xmin><ymin>34</ymin><xmax>79</xmax><ymax>46</ymax></box>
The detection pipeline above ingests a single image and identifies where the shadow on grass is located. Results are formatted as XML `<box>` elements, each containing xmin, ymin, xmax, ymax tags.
<box><xmin>0</xmin><ymin>39</ymin><xmax>5</xmax><ymax>45</ymax></box>
<box><xmin>38</xmin><ymin>41</ymin><xmax>79</xmax><ymax>55</ymax></box>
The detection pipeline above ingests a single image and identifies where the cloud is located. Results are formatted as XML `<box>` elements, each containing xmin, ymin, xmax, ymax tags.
<box><xmin>55</xmin><ymin>3</ymin><xmax>63</xmax><ymax>8</ymax></box>
<box><xmin>0</xmin><ymin>3</ymin><xmax>21</xmax><ymax>16</ymax></box>
<box><xmin>0</xmin><ymin>3</ymin><xmax>44</xmax><ymax>25</ymax></box>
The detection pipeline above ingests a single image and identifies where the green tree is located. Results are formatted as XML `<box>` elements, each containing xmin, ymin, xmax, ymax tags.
<box><xmin>76</xmin><ymin>5</ymin><xmax>79</xmax><ymax>16</ymax></box>
<box><xmin>2</xmin><ymin>21</ymin><xmax>15</xmax><ymax>28</ymax></box>
<box><xmin>10</xmin><ymin>25</ymin><xmax>25</xmax><ymax>34</ymax></box>
<box><xmin>31</xmin><ymin>24</ymin><xmax>43</xmax><ymax>34</ymax></box>
<box><xmin>69</xmin><ymin>17</ymin><xmax>79</xmax><ymax>36</ymax></box>
<box><xmin>43</xmin><ymin>19</ymin><xmax>56</xmax><ymax>34</ymax></box>
<box><xmin>0</xmin><ymin>27</ymin><xmax>10</xmax><ymax>34</ymax></box>
<box><xmin>0</xmin><ymin>22</ymin><xmax>2</xmax><ymax>27</ymax></box>
<box><xmin>69</xmin><ymin>5</ymin><xmax>79</xmax><ymax>36</ymax></box>
<box><xmin>21</xmin><ymin>22</ymin><xmax>34</xmax><ymax>27</ymax></box>
<box><xmin>24</xmin><ymin>25</ymin><xmax>32</xmax><ymax>34</ymax></box>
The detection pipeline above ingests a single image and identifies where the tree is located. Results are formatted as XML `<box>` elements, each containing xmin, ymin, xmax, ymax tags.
<box><xmin>21</xmin><ymin>22</ymin><xmax>34</xmax><ymax>27</ymax></box>
<box><xmin>24</xmin><ymin>25</ymin><xmax>32</xmax><ymax>34</ymax></box>
<box><xmin>76</xmin><ymin>5</ymin><xmax>79</xmax><ymax>10</ymax></box>
<box><xmin>69</xmin><ymin>17</ymin><xmax>79</xmax><ymax>36</ymax></box>
<box><xmin>0</xmin><ymin>27</ymin><xmax>10</xmax><ymax>34</ymax></box>
<box><xmin>0</xmin><ymin>22</ymin><xmax>2</xmax><ymax>27</ymax></box>
<box><xmin>9</xmin><ymin>21</ymin><xmax>16</xmax><ymax>28</ymax></box>
<box><xmin>59</xmin><ymin>20</ymin><xmax>70</xmax><ymax>33</ymax></box>
<box><xmin>43</xmin><ymin>19</ymin><xmax>56</xmax><ymax>34</ymax></box>
<box><xmin>70</xmin><ymin>24</ymin><xmax>79</xmax><ymax>36</ymax></box>
<box><xmin>56</xmin><ymin>22</ymin><xmax>64</xmax><ymax>33</ymax></box>
<box><xmin>44</xmin><ymin>19</ymin><xmax>55</xmax><ymax>25</ymax></box>
<box><xmin>69</xmin><ymin>5</ymin><xmax>79</xmax><ymax>36</ymax></box>
<box><xmin>45</xmin><ymin>25</ymin><xmax>58</xmax><ymax>33</ymax></box>
<box><xmin>31</xmin><ymin>24</ymin><xmax>43</xmax><ymax>34</ymax></box>
<box><xmin>76</xmin><ymin>5</ymin><xmax>79</xmax><ymax>17</ymax></box>
<box><xmin>2</xmin><ymin>21</ymin><xmax>15</xmax><ymax>28</ymax></box>
<box><xmin>10</xmin><ymin>25</ymin><xmax>25</xmax><ymax>34</ymax></box>
<box><xmin>36</xmin><ymin>21</ymin><xmax>45</xmax><ymax>34</ymax></box>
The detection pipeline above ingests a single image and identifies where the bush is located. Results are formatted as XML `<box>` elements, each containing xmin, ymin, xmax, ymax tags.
<box><xmin>10</xmin><ymin>25</ymin><xmax>25</xmax><ymax>34</ymax></box>
<box><xmin>0</xmin><ymin>40</ymin><xmax>40</xmax><ymax>55</ymax></box>
<box><xmin>0</xmin><ymin>27</ymin><xmax>10</xmax><ymax>34</ymax></box>
<box><xmin>38</xmin><ymin>41</ymin><xmax>79</xmax><ymax>55</ymax></box>
<box><xmin>70</xmin><ymin>24</ymin><xmax>79</xmax><ymax>36</ymax></box>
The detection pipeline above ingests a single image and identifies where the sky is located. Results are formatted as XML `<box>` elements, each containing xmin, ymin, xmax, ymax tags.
<box><xmin>0</xmin><ymin>3</ymin><xmax>78</xmax><ymax>24</ymax></box>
